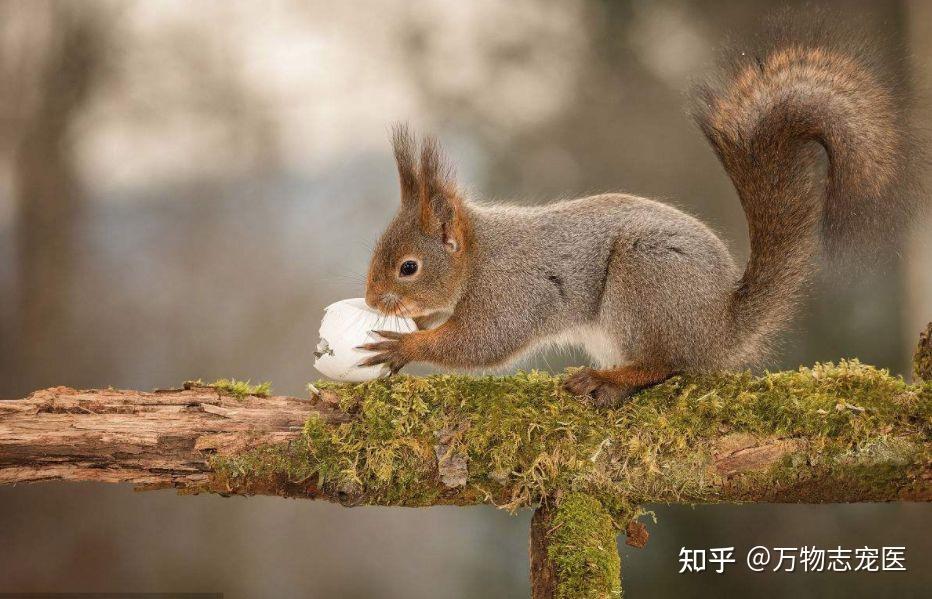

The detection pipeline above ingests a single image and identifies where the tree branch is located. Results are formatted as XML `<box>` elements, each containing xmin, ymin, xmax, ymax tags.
<box><xmin>1</xmin><ymin>360</ymin><xmax>929</xmax><ymax>598</ymax></box>
<box><xmin>0</xmin><ymin>382</ymin><xmax>342</xmax><ymax>488</ymax></box>
<box><xmin>2</xmin><ymin>363</ymin><xmax>928</xmax><ymax>502</ymax></box>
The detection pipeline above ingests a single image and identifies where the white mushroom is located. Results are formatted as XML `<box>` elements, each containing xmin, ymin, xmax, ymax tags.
<box><xmin>314</xmin><ymin>298</ymin><xmax>416</xmax><ymax>382</ymax></box>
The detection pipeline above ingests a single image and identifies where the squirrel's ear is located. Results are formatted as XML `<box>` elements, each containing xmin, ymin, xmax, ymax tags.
<box><xmin>418</xmin><ymin>136</ymin><xmax>466</xmax><ymax>253</ymax></box>
<box><xmin>391</xmin><ymin>123</ymin><xmax>418</xmax><ymax>208</ymax></box>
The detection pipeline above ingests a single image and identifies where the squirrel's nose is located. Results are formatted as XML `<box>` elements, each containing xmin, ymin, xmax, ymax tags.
<box><xmin>365</xmin><ymin>290</ymin><xmax>399</xmax><ymax>314</ymax></box>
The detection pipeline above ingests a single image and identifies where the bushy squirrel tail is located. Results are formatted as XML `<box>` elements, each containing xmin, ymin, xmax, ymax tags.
<box><xmin>691</xmin><ymin>15</ymin><xmax>919</xmax><ymax>362</ymax></box>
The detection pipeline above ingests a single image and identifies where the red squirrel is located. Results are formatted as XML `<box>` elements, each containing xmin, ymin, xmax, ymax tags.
<box><xmin>358</xmin><ymin>22</ymin><xmax>918</xmax><ymax>406</ymax></box>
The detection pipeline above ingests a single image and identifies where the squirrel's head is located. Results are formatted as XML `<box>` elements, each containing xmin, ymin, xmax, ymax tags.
<box><xmin>366</xmin><ymin>125</ymin><xmax>471</xmax><ymax>317</ymax></box>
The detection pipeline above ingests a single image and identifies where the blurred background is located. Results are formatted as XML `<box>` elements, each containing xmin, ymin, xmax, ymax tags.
<box><xmin>0</xmin><ymin>0</ymin><xmax>930</xmax><ymax>597</ymax></box>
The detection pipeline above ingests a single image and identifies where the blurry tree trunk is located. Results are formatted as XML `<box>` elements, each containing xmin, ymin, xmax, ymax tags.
<box><xmin>906</xmin><ymin>0</ymin><xmax>932</xmax><ymax>377</ymax></box>
<box><xmin>3</xmin><ymin>3</ymin><xmax>110</xmax><ymax>394</ymax></box>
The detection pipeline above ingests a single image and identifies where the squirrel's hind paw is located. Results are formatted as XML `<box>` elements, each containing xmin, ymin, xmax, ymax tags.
<box><xmin>564</xmin><ymin>364</ymin><xmax>672</xmax><ymax>408</ymax></box>
<box><xmin>563</xmin><ymin>369</ymin><xmax>634</xmax><ymax>408</ymax></box>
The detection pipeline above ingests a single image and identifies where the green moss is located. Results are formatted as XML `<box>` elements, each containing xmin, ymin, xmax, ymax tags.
<box><xmin>549</xmin><ymin>493</ymin><xmax>621</xmax><ymax>598</ymax></box>
<box><xmin>199</xmin><ymin>361</ymin><xmax>929</xmax><ymax>599</ymax></box>
<box><xmin>208</xmin><ymin>360</ymin><xmax>929</xmax><ymax>510</ymax></box>
<box><xmin>209</xmin><ymin>441</ymin><xmax>315</xmax><ymax>495</ymax></box>
<box><xmin>309</xmin><ymin>370</ymin><xmax>622</xmax><ymax>507</ymax></box>
<box><xmin>208</xmin><ymin>378</ymin><xmax>272</xmax><ymax>399</ymax></box>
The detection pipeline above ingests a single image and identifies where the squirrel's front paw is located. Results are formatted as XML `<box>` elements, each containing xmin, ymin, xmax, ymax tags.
<box><xmin>357</xmin><ymin>330</ymin><xmax>411</xmax><ymax>375</ymax></box>
<box><xmin>563</xmin><ymin>368</ymin><xmax>633</xmax><ymax>408</ymax></box>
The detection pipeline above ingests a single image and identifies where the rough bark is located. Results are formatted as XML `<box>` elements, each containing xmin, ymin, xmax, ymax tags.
<box><xmin>916</xmin><ymin>321</ymin><xmax>932</xmax><ymax>381</ymax></box>
<box><xmin>0</xmin><ymin>383</ymin><xmax>343</xmax><ymax>487</ymax></box>
<box><xmin>530</xmin><ymin>504</ymin><xmax>558</xmax><ymax>599</ymax></box>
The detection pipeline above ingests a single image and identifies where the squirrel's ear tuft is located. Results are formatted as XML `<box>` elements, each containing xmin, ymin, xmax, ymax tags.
<box><xmin>391</xmin><ymin>123</ymin><xmax>418</xmax><ymax>207</ymax></box>
<box><xmin>418</xmin><ymin>135</ymin><xmax>466</xmax><ymax>252</ymax></box>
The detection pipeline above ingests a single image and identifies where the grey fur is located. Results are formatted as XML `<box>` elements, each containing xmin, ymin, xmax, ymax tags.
<box><xmin>450</xmin><ymin>196</ymin><xmax>738</xmax><ymax>370</ymax></box>
<box><xmin>361</xmin><ymin>24</ymin><xmax>918</xmax><ymax>400</ymax></box>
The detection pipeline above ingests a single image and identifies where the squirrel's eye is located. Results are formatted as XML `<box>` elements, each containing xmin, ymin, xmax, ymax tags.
<box><xmin>399</xmin><ymin>260</ymin><xmax>419</xmax><ymax>277</ymax></box>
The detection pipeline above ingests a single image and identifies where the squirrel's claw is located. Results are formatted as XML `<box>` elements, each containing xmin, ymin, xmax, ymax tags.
<box><xmin>355</xmin><ymin>340</ymin><xmax>396</xmax><ymax>352</ymax></box>
<box><xmin>356</xmin><ymin>333</ymin><xmax>409</xmax><ymax>374</ymax></box>
<box><xmin>372</xmin><ymin>329</ymin><xmax>405</xmax><ymax>340</ymax></box>
<box><xmin>357</xmin><ymin>352</ymin><xmax>388</xmax><ymax>367</ymax></box>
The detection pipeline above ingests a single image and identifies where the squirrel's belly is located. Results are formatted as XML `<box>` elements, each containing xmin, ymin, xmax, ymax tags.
<box><xmin>538</xmin><ymin>324</ymin><xmax>625</xmax><ymax>368</ymax></box>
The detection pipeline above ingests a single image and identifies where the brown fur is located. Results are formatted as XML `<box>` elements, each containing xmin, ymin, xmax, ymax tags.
<box><xmin>360</xmin><ymin>18</ymin><xmax>919</xmax><ymax>406</ymax></box>
<box><xmin>691</xmin><ymin>15</ymin><xmax>917</xmax><ymax>363</ymax></box>
<box><xmin>364</xmin><ymin>124</ymin><xmax>470</xmax><ymax>318</ymax></box>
